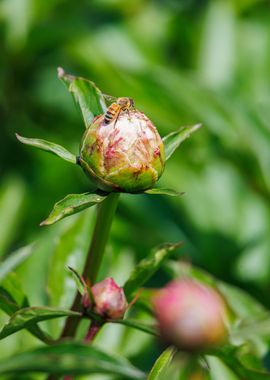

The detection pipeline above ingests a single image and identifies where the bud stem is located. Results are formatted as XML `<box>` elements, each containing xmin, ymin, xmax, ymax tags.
<box><xmin>85</xmin><ymin>321</ymin><xmax>103</xmax><ymax>343</ymax></box>
<box><xmin>83</xmin><ymin>192</ymin><xmax>120</xmax><ymax>283</ymax></box>
<box><xmin>60</xmin><ymin>192</ymin><xmax>120</xmax><ymax>338</ymax></box>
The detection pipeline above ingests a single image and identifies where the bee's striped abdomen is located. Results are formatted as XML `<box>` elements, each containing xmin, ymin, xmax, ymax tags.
<box><xmin>104</xmin><ymin>103</ymin><xmax>120</xmax><ymax>124</ymax></box>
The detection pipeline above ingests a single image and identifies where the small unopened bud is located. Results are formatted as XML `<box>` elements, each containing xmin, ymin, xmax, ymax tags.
<box><xmin>91</xmin><ymin>277</ymin><xmax>128</xmax><ymax>320</ymax></box>
<box><xmin>79</xmin><ymin>109</ymin><xmax>165</xmax><ymax>193</ymax></box>
<box><xmin>153</xmin><ymin>280</ymin><xmax>227</xmax><ymax>351</ymax></box>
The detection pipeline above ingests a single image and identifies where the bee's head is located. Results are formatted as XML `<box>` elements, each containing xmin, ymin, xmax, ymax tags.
<box><xmin>117</xmin><ymin>97</ymin><xmax>134</xmax><ymax>109</ymax></box>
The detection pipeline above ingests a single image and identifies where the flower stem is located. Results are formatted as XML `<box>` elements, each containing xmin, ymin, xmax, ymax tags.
<box><xmin>82</xmin><ymin>192</ymin><xmax>120</xmax><ymax>283</ymax></box>
<box><xmin>61</xmin><ymin>192</ymin><xmax>120</xmax><ymax>338</ymax></box>
<box><xmin>84</xmin><ymin>321</ymin><xmax>102</xmax><ymax>343</ymax></box>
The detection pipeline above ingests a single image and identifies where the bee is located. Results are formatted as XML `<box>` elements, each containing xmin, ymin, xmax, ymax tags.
<box><xmin>103</xmin><ymin>97</ymin><xmax>134</xmax><ymax>125</ymax></box>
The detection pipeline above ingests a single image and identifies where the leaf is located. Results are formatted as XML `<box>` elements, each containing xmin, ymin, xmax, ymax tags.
<box><xmin>58</xmin><ymin>67</ymin><xmax>107</xmax><ymax>127</ymax></box>
<box><xmin>148</xmin><ymin>347</ymin><xmax>176</xmax><ymax>380</ymax></box>
<box><xmin>124</xmin><ymin>242</ymin><xmax>182</xmax><ymax>300</ymax></box>
<box><xmin>0</xmin><ymin>306</ymin><xmax>81</xmax><ymax>341</ymax></box>
<box><xmin>0</xmin><ymin>277</ymin><xmax>55</xmax><ymax>344</ymax></box>
<box><xmin>40</xmin><ymin>192</ymin><xmax>108</xmax><ymax>226</ymax></box>
<box><xmin>112</xmin><ymin>318</ymin><xmax>158</xmax><ymax>337</ymax></box>
<box><xmin>144</xmin><ymin>188</ymin><xmax>184</xmax><ymax>196</ymax></box>
<box><xmin>0</xmin><ymin>273</ymin><xmax>29</xmax><ymax>311</ymax></box>
<box><xmin>210</xmin><ymin>346</ymin><xmax>270</xmax><ymax>380</ymax></box>
<box><xmin>230</xmin><ymin>313</ymin><xmax>270</xmax><ymax>346</ymax></box>
<box><xmin>0</xmin><ymin>287</ymin><xmax>18</xmax><ymax>315</ymax></box>
<box><xmin>0</xmin><ymin>341</ymin><xmax>145</xmax><ymax>378</ymax></box>
<box><xmin>16</xmin><ymin>134</ymin><xmax>77</xmax><ymax>164</ymax></box>
<box><xmin>0</xmin><ymin>244</ymin><xmax>35</xmax><ymax>283</ymax></box>
<box><xmin>163</xmin><ymin>124</ymin><xmax>202</xmax><ymax>161</ymax></box>
<box><xmin>47</xmin><ymin>210</ymin><xmax>94</xmax><ymax>335</ymax></box>
<box><xmin>0</xmin><ymin>176</ymin><xmax>26</xmax><ymax>258</ymax></box>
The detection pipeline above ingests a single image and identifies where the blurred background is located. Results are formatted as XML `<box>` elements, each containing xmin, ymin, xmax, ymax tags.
<box><xmin>1</xmin><ymin>0</ymin><xmax>270</xmax><ymax>377</ymax></box>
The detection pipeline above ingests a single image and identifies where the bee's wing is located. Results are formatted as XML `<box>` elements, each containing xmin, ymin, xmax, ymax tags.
<box><xmin>102</xmin><ymin>93</ymin><xmax>117</xmax><ymax>103</ymax></box>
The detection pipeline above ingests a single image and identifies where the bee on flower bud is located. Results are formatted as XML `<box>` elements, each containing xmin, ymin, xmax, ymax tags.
<box><xmin>82</xmin><ymin>277</ymin><xmax>128</xmax><ymax>320</ymax></box>
<box><xmin>103</xmin><ymin>97</ymin><xmax>134</xmax><ymax>125</ymax></box>
<box><xmin>153</xmin><ymin>279</ymin><xmax>228</xmax><ymax>351</ymax></box>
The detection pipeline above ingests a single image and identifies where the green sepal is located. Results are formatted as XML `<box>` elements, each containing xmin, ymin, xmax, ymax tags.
<box><xmin>40</xmin><ymin>192</ymin><xmax>108</xmax><ymax>226</ymax></box>
<box><xmin>163</xmin><ymin>123</ymin><xmax>202</xmax><ymax>161</ymax></box>
<box><xmin>16</xmin><ymin>134</ymin><xmax>77</xmax><ymax>164</ymax></box>
<box><xmin>58</xmin><ymin>67</ymin><xmax>107</xmax><ymax>128</ymax></box>
<box><xmin>68</xmin><ymin>266</ymin><xmax>86</xmax><ymax>296</ymax></box>
<box><xmin>144</xmin><ymin>188</ymin><xmax>184</xmax><ymax>196</ymax></box>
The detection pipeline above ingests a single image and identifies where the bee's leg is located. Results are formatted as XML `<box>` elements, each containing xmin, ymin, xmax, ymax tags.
<box><xmin>113</xmin><ymin>111</ymin><xmax>121</xmax><ymax>127</ymax></box>
<box><xmin>127</xmin><ymin>109</ymin><xmax>132</xmax><ymax>120</ymax></box>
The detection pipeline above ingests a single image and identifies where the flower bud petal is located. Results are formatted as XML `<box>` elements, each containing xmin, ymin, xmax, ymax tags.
<box><xmin>153</xmin><ymin>280</ymin><xmax>227</xmax><ymax>351</ymax></box>
<box><xmin>91</xmin><ymin>277</ymin><xmax>128</xmax><ymax>320</ymax></box>
<box><xmin>80</xmin><ymin>110</ymin><xmax>165</xmax><ymax>192</ymax></box>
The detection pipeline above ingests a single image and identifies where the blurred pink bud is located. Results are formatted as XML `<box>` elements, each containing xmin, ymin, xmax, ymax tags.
<box><xmin>91</xmin><ymin>277</ymin><xmax>128</xmax><ymax>320</ymax></box>
<box><xmin>153</xmin><ymin>280</ymin><xmax>227</xmax><ymax>351</ymax></box>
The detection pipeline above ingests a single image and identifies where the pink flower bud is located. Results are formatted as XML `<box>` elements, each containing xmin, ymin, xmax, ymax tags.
<box><xmin>79</xmin><ymin>109</ymin><xmax>165</xmax><ymax>193</ymax></box>
<box><xmin>91</xmin><ymin>277</ymin><xmax>128</xmax><ymax>320</ymax></box>
<box><xmin>153</xmin><ymin>280</ymin><xmax>227</xmax><ymax>351</ymax></box>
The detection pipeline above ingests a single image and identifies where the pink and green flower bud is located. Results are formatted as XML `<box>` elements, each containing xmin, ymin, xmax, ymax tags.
<box><xmin>91</xmin><ymin>277</ymin><xmax>128</xmax><ymax>320</ymax></box>
<box><xmin>153</xmin><ymin>280</ymin><xmax>228</xmax><ymax>351</ymax></box>
<box><xmin>79</xmin><ymin>110</ymin><xmax>165</xmax><ymax>193</ymax></box>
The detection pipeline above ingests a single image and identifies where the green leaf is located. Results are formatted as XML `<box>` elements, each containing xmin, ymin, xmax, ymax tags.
<box><xmin>0</xmin><ymin>341</ymin><xmax>145</xmax><ymax>378</ymax></box>
<box><xmin>0</xmin><ymin>244</ymin><xmax>35</xmax><ymax>283</ymax></box>
<box><xmin>163</xmin><ymin>124</ymin><xmax>202</xmax><ymax>161</ymax></box>
<box><xmin>0</xmin><ymin>287</ymin><xmax>18</xmax><ymax>315</ymax></box>
<box><xmin>0</xmin><ymin>277</ymin><xmax>55</xmax><ymax>344</ymax></box>
<box><xmin>144</xmin><ymin>188</ymin><xmax>184</xmax><ymax>196</ymax></box>
<box><xmin>218</xmin><ymin>282</ymin><xmax>265</xmax><ymax>320</ymax></box>
<box><xmin>0</xmin><ymin>306</ymin><xmax>81</xmax><ymax>341</ymax></box>
<box><xmin>148</xmin><ymin>347</ymin><xmax>176</xmax><ymax>380</ymax></box>
<box><xmin>26</xmin><ymin>322</ymin><xmax>55</xmax><ymax>346</ymax></box>
<box><xmin>40</xmin><ymin>192</ymin><xmax>108</xmax><ymax>226</ymax></box>
<box><xmin>58</xmin><ymin>67</ymin><xmax>107</xmax><ymax>127</ymax></box>
<box><xmin>16</xmin><ymin>134</ymin><xmax>77</xmax><ymax>164</ymax></box>
<box><xmin>124</xmin><ymin>242</ymin><xmax>182</xmax><ymax>300</ymax></box>
<box><xmin>0</xmin><ymin>176</ymin><xmax>26</xmax><ymax>258</ymax></box>
<box><xmin>0</xmin><ymin>273</ymin><xmax>29</xmax><ymax>312</ymax></box>
<box><xmin>230</xmin><ymin>313</ymin><xmax>270</xmax><ymax>346</ymax></box>
<box><xmin>47</xmin><ymin>210</ymin><xmax>94</xmax><ymax>335</ymax></box>
<box><xmin>112</xmin><ymin>318</ymin><xmax>158</xmax><ymax>337</ymax></box>
<box><xmin>210</xmin><ymin>346</ymin><xmax>270</xmax><ymax>380</ymax></box>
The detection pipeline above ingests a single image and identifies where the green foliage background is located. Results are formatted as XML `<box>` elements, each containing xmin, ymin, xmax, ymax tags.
<box><xmin>1</xmin><ymin>0</ymin><xmax>270</xmax><ymax>378</ymax></box>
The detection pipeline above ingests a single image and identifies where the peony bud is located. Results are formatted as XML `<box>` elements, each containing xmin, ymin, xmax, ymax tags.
<box><xmin>79</xmin><ymin>109</ymin><xmax>165</xmax><ymax>193</ymax></box>
<box><xmin>153</xmin><ymin>280</ymin><xmax>227</xmax><ymax>351</ymax></box>
<box><xmin>91</xmin><ymin>277</ymin><xmax>128</xmax><ymax>320</ymax></box>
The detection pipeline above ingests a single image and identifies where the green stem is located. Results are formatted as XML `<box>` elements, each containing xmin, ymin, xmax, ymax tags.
<box><xmin>61</xmin><ymin>192</ymin><xmax>120</xmax><ymax>338</ymax></box>
<box><xmin>82</xmin><ymin>192</ymin><xmax>120</xmax><ymax>282</ymax></box>
<box><xmin>84</xmin><ymin>320</ymin><xmax>103</xmax><ymax>343</ymax></box>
